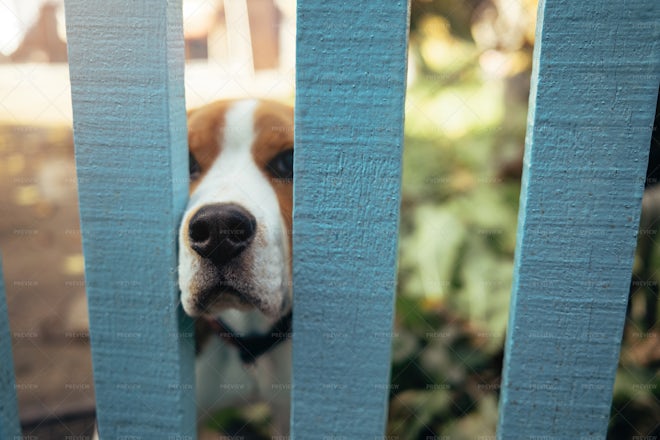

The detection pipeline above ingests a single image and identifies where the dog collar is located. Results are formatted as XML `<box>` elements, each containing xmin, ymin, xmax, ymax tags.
<box><xmin>206</xmin><ymin>311</ymin><xmax>292</xmax><ymax>364</ymax></box>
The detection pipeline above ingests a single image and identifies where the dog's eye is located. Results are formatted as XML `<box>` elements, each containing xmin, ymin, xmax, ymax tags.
<box><xmin>189</xmin><ymin>152</ymin><xmax>202</xmax><ymax>181</ymax></box>
<box><xmin>267</xmin><ymin>149</ymin><xmax>293</xmax><ymax>180</ymax></box>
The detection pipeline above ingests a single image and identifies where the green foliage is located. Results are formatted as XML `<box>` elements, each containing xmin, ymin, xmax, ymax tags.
<box><xmin>608</xmin><ymin>367</ymin><xmax>660</xmax><ymax>439</ymax></box>
<box><xmin>391</xmin><ymin>2</ymin><xmax>529</xmax><ymax>434</ymax></box>
<box><xmin>393</xmin><ymin>1</ymin><xmax>659</xmax><ymax>437</ymax></box>
<box><xmin>206</xmin><ymin>1</ymin><xmax>659</xmax><ymax>437</ymax></box>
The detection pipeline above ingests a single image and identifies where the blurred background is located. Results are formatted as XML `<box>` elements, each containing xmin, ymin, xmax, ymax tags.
<box><xmin>0</xmin><ymin>0</ymin><xmax>657</xmax><ymax>438</ymax></box>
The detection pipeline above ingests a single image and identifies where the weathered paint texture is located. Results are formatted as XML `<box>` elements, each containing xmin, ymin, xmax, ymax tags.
<box><xmin>498</xmin><ymin>0</ymin><xmax>659</xmax><ymax>437</ymax></box>
<box><xmin>64</xmin><ymin>1</ymin><xmax>195</xmax><ymax>437</ymax></box>
<box><xmin>292</xmin><ymin>0</ymin><xmax>410</xmax><ymax>437</ymax></box>
<box><xmin>0</xmin><ymin>254</ymin><xmax>20</xmax><ymax>440</ymax></box>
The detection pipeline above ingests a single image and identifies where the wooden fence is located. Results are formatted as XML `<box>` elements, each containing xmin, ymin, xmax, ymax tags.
<box><xmin>0</xmin><ymin>0</ymin><xmax>658</xmax><ymax>438</ymax></box>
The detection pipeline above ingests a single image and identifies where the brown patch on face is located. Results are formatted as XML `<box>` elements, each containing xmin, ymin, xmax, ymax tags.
<box><xmin>251</xmin><ymin>100</ymin><xmax>294</xmax><ymax>249</ymax></box>
<box><xmin>186</xmin><ymin>100</ymin><xmax>236</xmax><ymax>194</ymax></box>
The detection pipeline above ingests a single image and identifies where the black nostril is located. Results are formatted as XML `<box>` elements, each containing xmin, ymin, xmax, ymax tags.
<box><xmin>188</xmin><ymin>203</ymin><xmax>257</xmax><ymax>265</ymax></box>
<box><xmin>189</xmin><ymin>219</ymin><xmax>211</xmax><ymax>243</ymax></box>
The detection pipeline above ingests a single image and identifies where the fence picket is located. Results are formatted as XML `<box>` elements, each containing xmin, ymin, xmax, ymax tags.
<box><xmin>0</xmin><ymin>254</ymin><xmax>20</xmax><ymax>440</ymax></box>
<box><xmin>497</xmin><ymin>0</ymin><xmax>659</xmax><ymax>437</ymax></box>
<box><xmin>0</xmin><ymin>0</ymin><xmax>653</xmax><ymax>437</ymax></box>
<box><xmin>64</xmin><ymin>1</ymin><xmax>195</xmax><ymax>438</ymax></box>
<box><xmin>292</xmin><ymin>0</ymin><xmax>411</xmax><ymax>437</ymax></box>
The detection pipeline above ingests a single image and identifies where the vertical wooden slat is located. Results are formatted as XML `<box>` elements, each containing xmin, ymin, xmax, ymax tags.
<box><xmin>292</xmin><ymin>0</ymin><xmax>410</xmax><ymax>437</ymax></box>
<box><xmin>498</xmin><ymin>0</ymin><xmax>658</xmax><ymax>437</ymax></box>
<box><xmin>0</xmin><ymin>254</ymin><xmax>20</xmax><ymax>440</ymax></box>
<box><xmin>64</xmin><ymin>1</ymin><xmax>195</xmax><ymax>438</ymax></box>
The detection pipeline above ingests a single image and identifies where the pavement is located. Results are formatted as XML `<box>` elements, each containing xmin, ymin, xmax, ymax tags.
<box><xmin>0</xmin><ymin>123</ymin><xmax>95</xmax><ymax>436</ymax></box>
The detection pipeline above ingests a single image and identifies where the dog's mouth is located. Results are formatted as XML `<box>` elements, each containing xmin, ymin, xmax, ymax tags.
<box><xmin>179</xmin><ymin>216</ymin><xmax>289</xmax><ymax>319</ymax></box>
<box><xmin>192</xmin><ymin>281</ymin><xmax>264</xmax><ymax>316</ymax></box>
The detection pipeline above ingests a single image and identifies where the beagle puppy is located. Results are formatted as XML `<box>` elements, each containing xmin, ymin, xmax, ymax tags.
<box><xmin>178</xmin><ymin>99</ymin><xmax>294</xmax><ymax>435</ymax></box>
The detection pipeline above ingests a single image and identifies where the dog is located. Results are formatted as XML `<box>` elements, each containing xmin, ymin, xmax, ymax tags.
<box><xmin>178</xmin><ymin>98</ymin><xmax>294</xmax><ymax>435</ymax></box>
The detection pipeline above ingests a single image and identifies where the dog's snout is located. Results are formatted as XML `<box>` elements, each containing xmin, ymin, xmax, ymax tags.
<box><xmin>188</xmin><ymin>203</ymin><xmax>257</xmax><ymax>265</ymax></box>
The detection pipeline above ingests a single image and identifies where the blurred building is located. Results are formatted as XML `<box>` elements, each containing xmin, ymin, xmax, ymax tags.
<box><xmin>0</xmin><ymin>0</ymin><xmax>66</xmax><ymax>62</ymax></box>
<box><xmin>1</xmin><ymin>0</ymin><xmax>296</xmax><ymax>74</ymax></box>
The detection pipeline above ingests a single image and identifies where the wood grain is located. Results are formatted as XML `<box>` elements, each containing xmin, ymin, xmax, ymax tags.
<box><xmin>0</xmin><ymin>254</ymin><xmax>20</xmax><ymax>440</ymax></box>
<box><xmin>497</xmin><ymin>0</ymin><xmax>659</xmax><ymax>437</ymax></box>
<box><xmin>64</xmin><ymin>1</ymin><xmax>195</xmax><ymax>437</ymax></box>
<box><xmin>292</xmin><ymin>0</ymin><xmax>410</xmax><ymax>437</ymax></box>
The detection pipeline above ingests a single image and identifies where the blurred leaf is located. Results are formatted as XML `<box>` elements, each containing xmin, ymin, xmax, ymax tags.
<box><xmin>609</xmin><ymin>368</ymin><xmax>660</xmax><ymax>439</ymax></box>
<box><xmin>388</xmin><ymin>389</ymin><xmax>453</xmax><ymax>440</ymax></box>
<box><xmin>457</xmin><ymin>235</ymin><xmax>512</xmax><ymax>341</ymax></box>
<box><xmin>401</xmin><ymin>204</ymin><xmax>466</xmax><ymax>300</ymax></box>
<box><xmin>391</xmin><ymin>327</ymin><xmax>422</xmax><ymax>364</ymax></box>
<box><xmin>405</xmin><ymin>81</ymin><xmax>504</xmax><ymax>140</ymax></box>
<box><xmin>442</xmin><ymin>394</ymin><xmax>498</xmax><ymax>439</ymax></box>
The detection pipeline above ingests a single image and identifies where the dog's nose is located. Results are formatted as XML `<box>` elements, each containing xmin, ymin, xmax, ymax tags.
<box><xmin>188</xmin><ymin>203</ymin><xmax>257</xmax><ymax>265</ymax></box>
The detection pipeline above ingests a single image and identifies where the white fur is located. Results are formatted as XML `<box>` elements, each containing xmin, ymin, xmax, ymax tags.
<box><xmin>195</xmin><ymin>335</ymin><xmax>291</xmax><ymax>433</ymax></box>
<box><xmin>178</xmin><ymin>99</ymin><xmax>291</xmax><ymax>320</ymax></box>
<box><xmin>95</xmin><ymin>100</ymin><xmax>293</xmax><ymax>438</ymax></box>
<box><xmin>178</xmin><ymin>99</ymin><xmax>293</xmax><ymax>435</ymax></box>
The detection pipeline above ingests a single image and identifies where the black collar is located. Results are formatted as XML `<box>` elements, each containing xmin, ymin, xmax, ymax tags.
<box><xmin>206</xmin><ymin>311</ymin><xmax>292</xmax><ymax>364</ymax></box>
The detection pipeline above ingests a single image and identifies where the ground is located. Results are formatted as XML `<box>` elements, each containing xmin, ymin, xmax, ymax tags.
<box><xmin>0</xmin><ymin>124</ymin><xmax>96</xmax><ymax>437</ymax></box>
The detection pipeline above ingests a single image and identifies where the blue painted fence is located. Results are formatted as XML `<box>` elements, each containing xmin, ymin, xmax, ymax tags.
<box><xmin>497</xmin><ymin>1</ymin><xmax>658</xmax><ymax>437</ymax></box>
<box><xmin>0</xmin><ymin>254</ymin><xmax>20</xmax><ymax>440</ymax></box>
<box><xmin>0</xmin><ymin>0</ymin><xmax>657</xmax><ymax>438</ymax></box>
